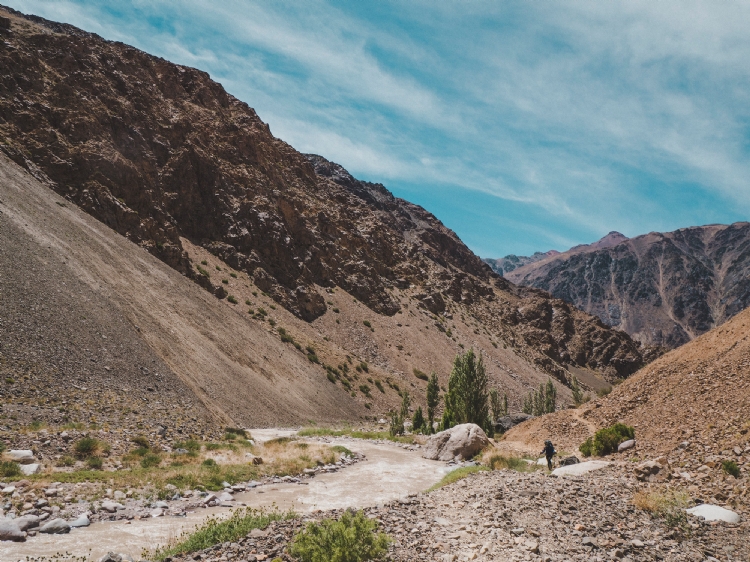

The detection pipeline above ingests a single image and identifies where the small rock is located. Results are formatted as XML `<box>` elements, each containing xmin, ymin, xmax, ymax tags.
<box><xmin>100</xmin><ymin>501</ymin><xmax>125</xmax><ymax>513</ymax></box>
<box><xmin>618</xmin><ymin>439</ymin><xmax>636</xmax><ymax>452</ymax></box>
<box><xmin>19</xmin><ymin>463</ymin><xmax>41</xmax><ymax>476</ymax></box>
<box><xmin>69</xmin><ymin>515</ymin><xmax>90</xmax><ymax>528</ymax></box>
<box><xmin>582</xmin><ymin>536</ymin><xmax>597</xmax><ymax>547</ymax></box>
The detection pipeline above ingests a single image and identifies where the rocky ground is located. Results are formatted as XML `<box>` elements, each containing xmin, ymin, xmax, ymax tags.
<box><xmin>165</xmin><ymin>464</ymin><xmax>748</xmax><ymax>562</ymax></box>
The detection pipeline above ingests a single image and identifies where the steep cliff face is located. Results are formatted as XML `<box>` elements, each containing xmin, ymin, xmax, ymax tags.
<box><xmin>499</xmin><ymin>224</ymin><xmax>750</xmax><ymax>348</ymax></box>
<box><xmin>0</xmin><ymin>6</ymin><xmax>651</xmax><ymax>399</ymax></box>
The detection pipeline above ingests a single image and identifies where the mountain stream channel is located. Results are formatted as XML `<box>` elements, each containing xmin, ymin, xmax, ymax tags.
<box><xmin>2</xmin><ymin>429</ymin><xmax>451</xmax><ymax>560</ymax></box>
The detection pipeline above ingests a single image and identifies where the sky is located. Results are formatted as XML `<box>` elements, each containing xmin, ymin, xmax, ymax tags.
<box><xmin>7</xmin><ymin>1</ymin><xmax>750</xmax><ymax>258</ymax></box>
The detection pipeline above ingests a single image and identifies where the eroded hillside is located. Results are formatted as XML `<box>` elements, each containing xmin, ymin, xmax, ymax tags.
<box><xmin>0</xmin><ymin>6</ymin><xmax>654</xmax><ymax>432</ymax></box>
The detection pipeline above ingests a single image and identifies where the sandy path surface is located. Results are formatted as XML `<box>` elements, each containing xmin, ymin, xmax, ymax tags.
<box><xmin>1</xmin><ymin>433</ymin><xmax>449</xmax><ymax>561</ymax></box>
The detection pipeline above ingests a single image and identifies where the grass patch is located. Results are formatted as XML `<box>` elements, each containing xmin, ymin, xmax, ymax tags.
<box><xmin>297</xmin><ymin>427</ymin><xmax>414</xmax><ymax>444</ymax></box>
<box><xmin>152</xmin><ymin>507</ymin><xmax>294</xmax><ymax>561</ymax></box>
<box><xmin>427</xmin><ymin>465</ymin><xmax>490</xmax><ymax>492</ymax></box>
<box><xmin>331</xmin><ymin>445</ymin><xmax>353</xmax><ymax>457</ymax></box>
<box><xmin>721</xmin><ymin>460</ymin><xmax>740</xmax><ymax>477</ymax></box>
<box><xmin>486</xmin><ymin>454</ymin><xmax>536</xmax><ymax>472</ymax></box>
<box><xmin>413</xmin><ymin>368</ymin><xmax>429</xmax><ymax>381</ymax></box>
<box><xmin>633</xmin><ymin>490</ymin><xmax>691</xmax><ymax>530</ymax></box>
<box><xmin>74</xmin><ymin>437</ymin><xmax>106</xmax><ymax>459</ymax></box>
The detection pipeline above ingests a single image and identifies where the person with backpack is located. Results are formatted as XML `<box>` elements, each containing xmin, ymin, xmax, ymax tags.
<box><xmin>541</xmin><ymin>440</ymin><xmax>556</xmax><ymax>470</ymax></box>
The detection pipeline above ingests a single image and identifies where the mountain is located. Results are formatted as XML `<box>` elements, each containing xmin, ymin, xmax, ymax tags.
<box><xmin>492</xmin><ymin>225</ymin><xmax>750</xmax><ymax>348</ymax></box>
<box><xmin>0</xmin><ymin>6</ymin><xmax>651</xmax><ymax>432</ymax></box>
<box><xmin>500</xmin><ymin>301</ymin><xmax>750</xmax><ymax>513</ymax></box>
<box><xmin>484</xmin><ymin>250</ymin><xmax>560</xmax><ymax>277</ymax></box>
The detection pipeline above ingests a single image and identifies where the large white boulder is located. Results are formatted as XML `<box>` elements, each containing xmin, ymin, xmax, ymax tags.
<box><xmin>686</xmin><ymin>504</ymin><xmax>741</xmax><ymax>523</ymax></box>
<box><xmin>422</xmin><ymin>423</ymin><xmax>490</xmax><ymax>462</ymax></box>
<box><xmin>6</xmin><ymin>450</ymin><xmax>34</xmax><ymax>464</ymax></box>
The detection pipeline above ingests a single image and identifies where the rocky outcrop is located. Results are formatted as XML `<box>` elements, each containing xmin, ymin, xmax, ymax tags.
<box><xmin>494</xmin><ymin>224</ymin><xmax>750</xmax><ymax>348</ymax></box>
<box><xmin>422</xmin><ymin>423</ymin><xmax>490</xmax><ymax>461</ymax></box>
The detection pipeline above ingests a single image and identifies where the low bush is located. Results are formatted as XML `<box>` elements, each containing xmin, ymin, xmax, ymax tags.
<box><xmin>632</xmin><ymin>490</ymin><xmax>691</xmax><ymax>529</ymax></box>
<box><xmin>86</xmin><ymin>456</ymin><xmax>103</xmax><ymax>470</ymax></box>
<box><xmin>57</xmin><ymin>455</ymin><xmax>76</xmax><ymax>467</ymax></box>
<box><xmin>202</xmin><ymin>458</ymin><xmax>218</xmax><ymax>468</ymax></box>
<box><xmin>722</xmin><ymin>460</ymin><xmax>741</xmax><ymax>477</ymax></box>
<box><xmin>579</xmin><ymin>423</ymin><xmax>635</xmax><ymax>457</ymax></box>
<box><xmin>174</xmin><ymin>439</ymin><xmax>201</xmax><ymax>453</ymax></box>
<box><xmin>487</xmin><ymin>454</ymin><xmax>534</xmax><ymax>472</ymax></box>
<box><xmin>327</xmin><ymin>372</ymin><xmax>337</xmax><ymax>384</ymax></box>
<box><xmin>0</xmin><ymin>461</ymin><xmax>21</xmax><ymax>478</ymax></box>
<box><xmin>141</xmin><ymin>453</ymin><xmax>162</xmax><ymax>469</ymax></box>
<box><xmin>331</xmin><ymin>445</ymin><xmax>353</xmax><ymax>457</ymax></box>
<box><xmin>227</xmin><ymin>295</ymin><xmax>238</xmax><ymax>304</ymax></box>
<box><xmin>413</xmin><ymin>368</ymin><xmax>429</xmax><ymax>381</ymax></box>
<box><xmin>374</xmin><ymin>381</ymin><xmax>385</xmax><ymax>393</ymax></box>
<box><xmin>74</xmin><ymin>437</ymin><xmax>101</xmax><ymax>459</ymax></box>
<box><xmin>289</xmin><ymin>509</ymin><xmax>390</xmax><ymax>562</ymax></box>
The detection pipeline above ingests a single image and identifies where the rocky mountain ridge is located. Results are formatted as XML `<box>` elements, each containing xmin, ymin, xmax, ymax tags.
<box><xmin>490</xmin><ymin>224</ymin><xmax>750</xmax><ymax>348</ymax></box>
<box><xmin>0</xmin><ymin>6</ymin><xmax>653</xmax><ymax>432</ymax></box>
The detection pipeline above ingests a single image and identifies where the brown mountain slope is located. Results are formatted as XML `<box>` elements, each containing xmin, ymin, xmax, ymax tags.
<box><xmin>0</xmin><ymin>6</ymin><xmax>651</xmax><ymax>428</ymax></box>
<box><xmin>498</xmin><ymin>224</ymin><xmax>750</xmax><ymax>348</ymax></box>
<box><xmin>499</xmin><ymin>304</ymin><xmax>750</xmax><ymax>511</ymax></box>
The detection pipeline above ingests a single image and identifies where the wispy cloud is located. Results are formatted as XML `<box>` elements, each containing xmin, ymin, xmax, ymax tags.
<box><xmin>7</xmin><ymin>0</ymin><xmax>750</xmax><ymax>257</ymax></box>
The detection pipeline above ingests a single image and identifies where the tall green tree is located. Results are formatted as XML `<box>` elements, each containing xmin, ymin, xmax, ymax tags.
<box><xmin>571</xmin><ymin>375</ymin><xmax>583</xmax><ymax>406</ymax></box>
<box><xmin>522</xmin><ymin>378</ymin><xmax>557</xmax><ymax>416</ymax></box>
<box><xmin>490</xmin><ymin>388</ymin><xmax>502</xmax><ymax>422</ymax></box>
<box><xmin>442</xmin><ymin>349</ymin><xmax>490</xmax><ymax>432</ymax></box>
<box><xmin>426</xmin><ymin>373</ymin><xmax>440</xmax><ymax>434</ymax></box>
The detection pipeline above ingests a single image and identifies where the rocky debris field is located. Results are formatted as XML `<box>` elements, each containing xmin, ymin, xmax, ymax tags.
<box><xmin>163</xmin><ymin>464</ymin><xmax>748</xmax><ymax>562</ymax></box>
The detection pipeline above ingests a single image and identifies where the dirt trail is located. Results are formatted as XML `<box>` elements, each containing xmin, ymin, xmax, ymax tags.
<box><xmin>1</xmin><ymin>433</ymin><xmax>449</xmax><ymax>561</ymax></box>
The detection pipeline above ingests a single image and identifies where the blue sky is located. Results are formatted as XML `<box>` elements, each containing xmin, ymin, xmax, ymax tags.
<box><xmin>8</xmin><ymin>1</ymin><xmax>750</xmax><ymax>258</ymax></box>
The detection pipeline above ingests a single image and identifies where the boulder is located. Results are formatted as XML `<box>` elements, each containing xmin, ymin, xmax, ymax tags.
<box><xmin>39</xmin><ymin>518</ymin><xmax>71</xmax><ymax>534</ymax></box>
<box><xmin>0</xmin><ymin>520</ymin><xmax>26</xmax><ymax>542</ymax></box>
<box><xmin>100</xmin><ymin>501</ymin><xmax>125</xmax><ymax>513</ymax></box>
<box><xmin>686</xmin><ymin>504</ymin><xmax>741</xmax><ymax>523</ymax></box>
<box><xmin>634</xmin><ymin>460</ymin><xmax>668</xmax><ymax>482</ymax></box>
<box><xmin>69</xmin><ymin>514</ymin><xmax>90</xmax><ymax>528</ymax></box>
<box><xmin>6</xmin><ymin>450</ymin><xmax>34</xmax><ymax>464</ymax></box>
<box><xmin>15</xmin><ymin>514</ymin><xmax>41</xmax><ymax>531</ymax></box>
<box><xmin>552</xmin><ymin>460</ymin><xmax>610</xmax><ymax>477</ymax></box>
<box><xmin>422</xmin><ymin>423</ymin><xmax>490</xmax><ymax>462</ymax></box>
<box><xmin>218</xmin><ymin>492</ymin><xmax>234</xmax><ymax>502</ymax></box>
<box><xmin>493</xmin><ymin>414</ymin><xmax>534</xmax><ymax>434</ymax></box>
<box><xmin>618</xmin><ymin>439</ymin><xmax>636</xmax><ymax>452</ymax></box>
<box><xmin>19</xmin><ymin>463</ymin><xmax>41</xmax><ymax>476</ymax></box>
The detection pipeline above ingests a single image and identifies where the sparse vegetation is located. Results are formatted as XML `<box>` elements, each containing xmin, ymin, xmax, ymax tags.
<box><xmin>297</xmin><ymin>427</ymin><xmax>414</xmax><ymax>444</ymax></box>
<box><xmin>596</xmin><ymin>386</ymin><xmax>613</xmax><ymax>398</ymax></box>
<box><xmin>132</xmin><ymin>435</ymin><xmax>150</xmax><ymax>449</ymax></box>
<box><xmin>427</xmin><ymin>465</ymin><xmax>490</xmax><ymax>492</ymax></box>
<box><xmin>489</xmin><ymin>388</ymin><xmax>508</xmax><ymax>421</ymax></box>
<box><xmin>722</xmin><ymin>459</ymin><xmax>740</xmax><ymax>477</ymax></box>
<box><xmin>411</xmin><ymin>406</ymin><xmax>425</xmax><ymax>433</ymax></box>
<box><xmin>86</xmin><ymin>456</ymin><xmax>103</xmax><ymax>470</ymax></box>
<box><xmin>0</xmin><ymin>461</ymin><xmax>22</xmax><ymax>478</ymax></box>
<box><xmin>152</xmin><ymin>508</ymin><xmax>293</xmax><ymax>561</ymax></box>
<box><xmin>196</xmin><ymin>265</ymin><xmax>210</xmax><ymax>278</ymax></box>
<box><xmin>374</xmin><ymin>380</ymin><xmax>385</xmax><ymax>393</ymax></box>
<box><xmin>633</xmin><ymin>490</ymin><xmax>691</xmax><ymax>530</ymax></box>
<box><xmin>390</xmin><ymin>391</ymin><xmax>410</xmax><ymax>437</ymax></box>
<box><xmin>230</xmin><ymin>272</ymin><xmax>237</xmax><ymax>278</ymax></box>
<box><xmin>486</xmin><ymin>454</ymin><xmax>535</xmax><ymax>472</ymax></box>
<box><xmin>413</xmin><ymin>368</ymin><xmax>428</xmax><ymax>381</ymax></box>
<box><xmin>580</xmin><ymin>423</ymin><xmax>635</xmax><ymax>457</ymax></box>
<box><xmin>289</xmin><ymin>509</ymin><xmax>390</xmax><ymax>562</ymax></box>
<box><xmin>227</xmin><ymin>295</ymin><xmax>238</xmax><ymax>304</ymax></box>
<box><xmin>141</xmin><ymin>453</ymin><xmax>162</xmax><ymax>468</ymax></box>
<box><xmin>74</xmin><ymin>437</ymin><xmax>103</xmax><ymax>459</ymax></box>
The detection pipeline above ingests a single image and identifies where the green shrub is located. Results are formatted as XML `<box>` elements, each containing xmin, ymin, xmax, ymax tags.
<box><xmin>596</xmin><ymin>386</ymin><xmax>613</xmax><ymax>398</ymax></box>
<box><xmin>413</xmin><ymin>369</ymin><xmax>428</xmax><ymax>381</ymax></box>
<box><xmin>196</xmin><ymin>265</ymin><xmax>210</xmax><ymax>278</ymax></box>
<box><xmin>227</xmin><ymin>295</ymin><xmax>238</xmax><ymax>304</ymax></box>
<box><xmin>374</xmin><ymin>381</ymin><xmax>385</xmax><ymax>393</ymax></box>
<box><xmin>359</xmin><ymin>384</ymin><xmax>371</xmax><ymax>397</ymax></box>
<box><xmin>202</xmin><ymin>458</ymin><xmax>218</xmax><ymax>468</ymax></box>
<box><xmin>141</xmin><ymin>453</ymin><xmax>162</xmax><ymax>468</ymax></box>
<box><xmin>201</xmin><ymin>260</ymin><xmax>208</xmax><ymax>265</ymax></box>
<box><xmin>86</xmin><ymin>456</ymin><xmax>103</xmax><ymax>470</ymax></box>
<box><xmin>579</xmin><ymin>423</ymin><xmax>635</xmax><ymax>457</ymax></box>
<box><xmin>363</xmin><ymin>320</ymin><xmax>372</xmax><ymax>328</ymax></box>
<box><xmin>132</xmin><ymin>435</ymin><xmax>150</xmax><ymax>449</ymax></box>
<box><xmin>289</xmin><ymin>509</ymin><xmax>390</xmax><ymax>562</ymax></box>
<box><xmin>57</xmin><ymin>455</ymin><xmax>76</xmax><ymax>467</ymax></box>
<box><xmin>0</xmin><ymin>461</ymin><xmax>21</xmax><ymax>478</ymax></box>
<box><xmin>333</xmin><ymin>308</ymin><xmax>340</xmax><ymax>313</ymax></box>
<box><xmin>230</xmin><ymin>272</ymin><xmax>237</xmax><ymax>278</ymax></box>
<box><xmin>174</xmin><ymin>439</ymin><xmax>201</xmax><ymax>453</ymax></box>
<box><xmin>308</xmin><ymin>353</ymin><xmax>320</xmax><ymax>364</ymax></box>
<box><xmin>722</xmin><ymin>460</ymin><xmax>741</xmax><ymax>477</ymax></box>
<box><xmin>74</xmin><ymin>437</ymin><xmax>101</xmax><ymax>458</ymax></box>
<box><xmin>327</xmin><ymin>372</ymin><xmax>337</xmax><ymax>384</ymax></box>
<box><xmin>487</xmin><ymin>454</ymin><xmax>533</xmax><ymax>472</ymax></box>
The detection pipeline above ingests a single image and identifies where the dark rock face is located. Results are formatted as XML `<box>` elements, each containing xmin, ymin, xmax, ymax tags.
<box><xmin>0</xmin><ymin>6</ymin><xmax>652</xmax><ymax>382</ymax></box>
<box><xmin>503</xmin><ymin>224</ymin><xmax>750</xmax><ymax>348</ymax></box>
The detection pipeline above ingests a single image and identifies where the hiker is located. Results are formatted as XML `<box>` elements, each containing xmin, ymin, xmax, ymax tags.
<box><xmin>541</xmin><ymin>440</ymin><xmax>556</xmax><ymax>470</ymax></box>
